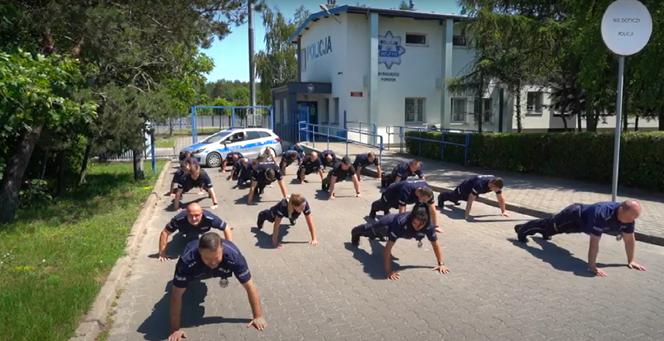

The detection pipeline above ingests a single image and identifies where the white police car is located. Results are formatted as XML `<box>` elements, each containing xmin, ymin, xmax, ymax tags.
<box><xmin>180</xmin><ymin>128</ymin><xmax>283</xmax><ymax>167</ymax></box>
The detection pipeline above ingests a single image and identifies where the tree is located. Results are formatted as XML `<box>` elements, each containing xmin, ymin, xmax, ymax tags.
<box><xmin>255</xmin><ymin>6</ymin><xmax>309</xmax><ymax>104</ymax></box>
<box><xmin>0</xmin><ymin>50</ymin><xmax>96</xmax><ymax>223</ymax></box>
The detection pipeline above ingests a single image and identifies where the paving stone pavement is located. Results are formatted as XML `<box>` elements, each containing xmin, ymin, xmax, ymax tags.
<box><xmin>303</xmin><ymin>142</ymin><xmax>664</xmax><ymax>245</ymax></box>
<box><xmin>105</xmin><ymin>161</ymin><xmax>664</xmax><ymax>341</ymax></box>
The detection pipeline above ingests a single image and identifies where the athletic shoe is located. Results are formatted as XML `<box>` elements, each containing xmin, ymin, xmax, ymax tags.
<box><xmin>514</xmin><ymin>224</ymin><xmax>527</xmax><ymax>243</ymax></box>
<box><xmin>351</xmin><ymin>226</ymin><xmax>362</xmax><ymax>246</ymax></box>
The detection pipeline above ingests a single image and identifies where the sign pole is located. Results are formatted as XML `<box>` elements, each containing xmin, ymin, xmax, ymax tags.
<box><xmin>611</xmin><ymin>55</ymin><xmax>625</xmax><ymax>202</ymax></box>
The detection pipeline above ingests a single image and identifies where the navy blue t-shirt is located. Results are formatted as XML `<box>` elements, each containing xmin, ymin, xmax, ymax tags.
<box><xmin>173</xmin><ymin>239</ymin><xmax>251</xmax><ymax>288</ymax></box>
<box><xmin>321</xmin><ymin>150</ymin><xmax>337</xmax><ymax>168</ymax></box>
<box><xmin>300</xmin><ymin>156</ymin><xmax>323</xmax><ymax>172</ymax></box>
<box><xmin>459</xmin><ymin>175</ymin><xmax>502</xmax><ymax>196</ymax></box>
<box><xmin>353</xmin><ymin>154</ymin><xmax>379</xmax><ymax>169</ymax></box>
<box><xmin>178</xmin><ymin>170</ymin><xmax>213</xmax><ymax>191</ymax></box>
<box><xmin>252</xmin><ymin>161</ymin><xmax>283</xmax><ymax>185</ymax></box>
<box><xmin>166</xmin><ymin>210</ymin><xmax>227</xmax><ymax>237</ymax></box>
<box><xmin>281</xmin><ymin>150</ymin><xmax>301</xmax><ymax>163</ymax></box>
<box><xmin>391</xmin><ymin>161</ymin><xmax>424</xmax><ymax>181</ymax></box>
<box><xmin>289</xmin><ymin>144</ymin><xmax>305</xmax><ymax>158</ymax></box>
<box><xmin>382</xmin><ymin>180</ymin><xmax>433</xmax><ymax>206</ymax></box>
<box><xmin>269</xmin><ymin>198</ymin><xmax>312</xmax><ymax>219</ymax></box>
<box><xmin>581</xmin><ymin>202</ymin><xmax>635</xmax><ymax>236</ymax></box>
<box><xmin>330</xmin><ymin>162</ymin><xmax>356</xmax><ymax>180</ymax></box>
<box><xmin>224</xmin><ymin>152</ymin><xmax>244</xmax><ymax>165</ymax></box>
<box><xmin>385</xmin><ymin>212</ymin><xmax>437</xmax><ymax>242</ymax></box>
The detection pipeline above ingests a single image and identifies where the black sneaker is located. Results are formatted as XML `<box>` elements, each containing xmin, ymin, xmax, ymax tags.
<box><xmin>369</xmin><ymin>209</ymin><xmax>376</xmax><ymax>219</ymax></box>
<box><xmin>257</xmin><ymin>216</ymin><xmax>265</xmax><ymax>230</ymax></box>
<box><xmin>289</xmin><ymin>218</ymin><xmax>296</xmax><ymax>225</ymax></box>
<box><xmin>452</xmin><ymin>201</ymin><xmax>460</xmax><ymax>206</ymax></box>
<box><xmin>514</xmin><ymin>224</ymin><xmax>527</xmax><ymax>243</ymax></box>
<box><xmin>541</xmin><ymin>233</ymin><xmax>551</xmax><ymax>241</ymax></box>
<box><xmin>351</xmin><ymin>226</ymin><xmax>362</xmax><ymax>246</ymax></box>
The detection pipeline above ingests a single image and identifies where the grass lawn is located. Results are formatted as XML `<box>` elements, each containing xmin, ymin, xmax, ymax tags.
<box><xmin>155</xmin><ymin>136</ymin><xmax>176</xmax><ymax>148</ymax></box>
<box><xmin>0</xmin><ymin>160</ymin><xmax>166</xmax><ymax>341</ymax></box>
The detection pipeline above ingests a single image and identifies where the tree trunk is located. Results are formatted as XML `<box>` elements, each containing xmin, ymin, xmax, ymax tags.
<box><xmin>634</xmin><ymin>114</ymin><xmax>639</xmax><ymax>131</ymax></box>
<box><xmin>0</xmin><ymin>123</ymin><xmax>44</xmax><ymax>223</ymax></box>
<box><xmin>169</xmin><ymin>118</ymin><xmax>173</xmax><ymax>136</ymax></box>
<box><xmin>577</xmin><ymin>112</ymin><xmax>583</xmax><ymax>132</ymax></box>
<box><xmin>78</xmin><ymin>138</ymin><xmax>93</xmax><ymax>185</ymax></box>
<box><xmin>476</xmin><ymin>96</ymin><xmax>483</xmax><ymax>133</ymax></box>
<box><xmin>586</xmin><ymin>109</ymin><xmax>598</xmax><ymax>132</ymax></box>
<box><xmin>132</xmin><ymin>148</ymin><xmax>145</xmax><ymax>180</ymax></box>
<box><xmin>659</xmin><ymin>111</ymin><xmax>664</xmax><ymax>130</ymax></box>
<box><xmin>55</xmin><ymin>150</ymin><xmax>66</xmax><ymax>196</ymax></box>
<box><xmin>561</xmin><ymin>114</ymin><xmax>568</xmax><ymax>131</ymax></box>
<box><xmin>515</xmin><ymin>87</ymin><xmax>522</xmax><ymax>133</ymax></box>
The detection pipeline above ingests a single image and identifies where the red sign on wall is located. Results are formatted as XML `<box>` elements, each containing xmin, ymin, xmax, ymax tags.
<box><xmin>350</xmin><ymin>91</ymin><xmax>363</xmax><ymax>97</ymax></box>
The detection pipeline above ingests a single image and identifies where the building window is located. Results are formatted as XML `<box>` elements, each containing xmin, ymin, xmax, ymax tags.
<box><xmin>405</xmin><ymin>98</ymin><xmax>425</xmax><ymax>123</ymax></box>
<box><xmin>482</xmin><ymin>98</ymin><xmax>492</xmax><ymax>122</ymax></box>
<box><xmin>527</xmin><ymin>91</ymin><xmax>543</xmax><ymax>113</ymax></box>
<box><xmin>406</xmin><ymin>33</ymin><xmax>427</xmax><ymax>46</ymax></box>
<box><xmin>453</xmin><ymin>22</ymin><xmax>467</xmax><ymax>46</ymax></box>
<box><xmin>451</xmin><ymin>98</ymin><xmax>467</xmax><ymax>123</ymax></box>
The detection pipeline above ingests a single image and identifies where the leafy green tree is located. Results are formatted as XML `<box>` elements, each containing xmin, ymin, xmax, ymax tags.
<box><xmin>0</xmin><ymin>50</ymin><xmax>96</xmax><ymax>222</ymax></box>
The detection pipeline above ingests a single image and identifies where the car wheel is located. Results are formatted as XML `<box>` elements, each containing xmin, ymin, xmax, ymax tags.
<box><xmin>206</xmin><ymin>152</ymin><xmax>222</xmax><ymax>168</ymax></box>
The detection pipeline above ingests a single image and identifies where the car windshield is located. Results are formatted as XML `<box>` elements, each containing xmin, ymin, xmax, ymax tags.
<box><xmin>201</xmin><ymin>130</ymin><xmax>232</xmax><ymax>144</ymax></box>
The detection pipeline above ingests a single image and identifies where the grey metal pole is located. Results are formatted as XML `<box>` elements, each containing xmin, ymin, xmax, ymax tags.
<box><xmin>611</xmin><ymin>55</ymin><xmax>625</xmax><ymax>202</ymax></box>
<box><xmin>248</xmin><ymin>0</ymin><xmax>256</xmax><ymax>110</ymax></box>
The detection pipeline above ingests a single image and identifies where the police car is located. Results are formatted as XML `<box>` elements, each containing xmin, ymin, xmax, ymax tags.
<box><xmin>180</xmin><ymin>128</ymin><xmax>283</xmax><ymax>167</ymax></box>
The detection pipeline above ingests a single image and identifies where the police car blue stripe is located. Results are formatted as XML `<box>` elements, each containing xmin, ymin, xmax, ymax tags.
<box><xmin>215</xmin><ymin>139</ymin><xmax>279</xmax><ymax>154</ymax></box>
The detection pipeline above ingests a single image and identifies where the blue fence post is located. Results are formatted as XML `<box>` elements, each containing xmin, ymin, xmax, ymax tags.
<box><xmin>464</xmin><ymin>134</ymin><xmax>471</xmax><ymax>165</ymax></box>
<box><xmin>191</xmin><ymin>106</ymin><xmax>198</xmax><ymax>144</ymax></box>
<box><xmin>399</xmin><ymin>126</ymin><xmax>404</xmax><ymax>153</ymax></box>
<box><xmin>269</xmin><ymin>107</ymin><xmax>274</xmax><ymax>130</ymax></box>
<box><xmin>326</xmin><ymin>125</ymin><xmax>330</xmax><ymax>150</ymax></box>
<box><xmin>231</xmin><ymin>107</ymin><xmax>236</xmax><ymax>128</ymax></box>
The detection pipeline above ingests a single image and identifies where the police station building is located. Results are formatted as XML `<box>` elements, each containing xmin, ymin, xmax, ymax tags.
<box><xmin>271</xmin><ymin>5</ymin><xmax>657</xmax><ymax>144</ymax></box>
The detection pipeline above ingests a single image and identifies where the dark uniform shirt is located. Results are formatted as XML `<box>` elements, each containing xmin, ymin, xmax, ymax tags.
<box><xmin>177</xmin><ymin>170</ymin><xmax>213</xmax><ymax>191</ymax></box>
<box><xmin>281</xmin><ymin>150</ymin><xmax>302</xmax><ymax>163</ymax></box>
<box><xmin>269</xmin><ymin>198</ymin><xmax>312</xmax><ymax>220</ymax></box>
<box><xmin>173</xmin><ymin>239</ymin><xmax>251</xmax><ymax>288</ymax></box>
<box><xmin>166</xmin><ymin>210</ymin><xmax>227</xmax><ymax>238</ymax></box>
<box><xmin>252</xmin><ymin>161</ymin><xmax>283</xmax><ymax>186</ymax></box>
<box><xmin>330</xmin><ymin>162</ymin><xmax>356</xmax><ymax>180</ymax></box>
<box><xmin>385</xmin><ymin>212</ymin><xmax>437</xmax><ymax>242</ymax></box>
<box><xmin>391</xmin><ymin>161</ymin><xmax>424</xmax><ymax>181</ymax></box>
<box><xmin>321</xmin><ymin>150</ymin><xmax>337</xmax><ymax>168</ymax></box>
<box><xmin>459</xmin><ymin>175</ymin><xmax>502</xmax><ymax>197</ymax></box>
<box><xmin>289</xmin><ymin>144</ymin><xmax>305</xmax><ymax>157</ymax></box>
<box><xmin>581</xmin><ymin>202</ymin><xmax>635</xmax><ymax>236</ymax></box>
<box><xmin>234</xmin><ymin>160</ymin><xmax>252</xmax><ymax>180</ymax></box>
<box><xmin>353</xmin><ymin>153</ymin><xmax>379</xmax><ymax>169</ymax></box>
<box><xmin>224</xmin><ymin>152</ymin><xmax>244</xmax><ymax>166</ymax></box>
<box><xmin>383</xmin><ymin>180</ymin><xmax>433</xmax><ymax>206</ymax></box>
<box><xmin>300</xmin><ymin>156</ymin><xmax>323</xmax><ymax>173</ymax></box>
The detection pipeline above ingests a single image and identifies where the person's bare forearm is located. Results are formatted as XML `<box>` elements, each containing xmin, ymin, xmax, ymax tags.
<box><xmin>377</xmin><ymin>166</ymin><xmax>382</xmax><ymax>179</ymax></box>
<box><xmin>305</xmin><ymin>215</ymin><xmax>317</xmax><ymax>241</ymax></box>
<box><xmin>624</xmin><ymin>233</ymin><xmax>636</xmax><ymax>263</ymax></box>
<box><xmin>159</xmin><ymin>230</ymin><xmax>170</xmax><ymax>255</ymax></box>
<box><xmin>223</xmin><ymin>227</ymin><xmax>233</xmax><ymax>241</ymax></box>
<box><xmin>497</xmin><ymin>194</ymin><xmax>506</xmax><ymax>213</ymax></box>
<box><xmin>588</xmin><ymin>235</ymin><xmax>601</xmax><ymax>268</ymax></box>
<box><xmin>318</xmin><ymin>170</ymin><xmax>324</xmax><ymax>181</ymax></box>
<box><xmin>432</xmin><ymin>241</ymin><xmax>444</xmax><ymax>265</ymax></box>
<box><xmin>208</xmin><ymin>189</ymin><xmax>218</xmax><ymax>204</ymax></box>
<box><xmin>243</xmin><ymin>280</ymin><xmax>264</xmax><ymax>318</ymax></box>
<box><xmin>398</xmin><ymin>205</ymin><xmax>406</xmax><ymax>214</ymax></box>
<box><xmin>169</xmin><ymin>289</ymin><xmax>184</xmax><ymax>333</ymax></box>
<box><xmin>272</xmin><ymin>219</ymin><xmax>281</xmax><ymax>246</ymax></box>
<box><xmin>383</xmin><ymin>242</ymin><xmax>394</xmax><ymax>275</ymax></box>
<box><xmin>278</xmin><ymin>180</ymin><xmax>287</xmax><ymax>198</ymax></box>
<box><xmin>329</xmin><ymin>177</ymin><xmax>336</xmax><ymax>194</ymax></box>
<box><xmin>428</xmin><ymin>203</ymin><xmax>438</xmax><ymax>227</ymax></box>
<box><xmin>465</xmin><ymin>194</ymin><xmax>475</xmax><ymax>217</ymax></box>
<box><xmin>248</xmin><ymin>183</ymin><xmax>256</xmax><ymax>204</ymax></box>
<box><xmin>352</xmin><ymin>176</ymin><xmax>360</xmax><ymax>194</ymax></box>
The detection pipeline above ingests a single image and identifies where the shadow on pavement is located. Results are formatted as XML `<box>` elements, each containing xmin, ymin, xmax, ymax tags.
<box><xmin>438</xmin><ymin>205</ymin><xmax>465</xmax><ymax>220</ymax></box>
<box><xmin>508</xmin><ymin>238</ymin><xmax>594</xmax><ymax>277</ymax></box>
<box><xmin>251</xmin><ymin>225</ymin><xmax>291</xmax><ymax>249</ymax></box>
<box><xmin>137</xmin><ymin>281</ymin><xmax>250</xmax><ymax>340</ymax></box>
<box><xmin>344</xmin><ymin>240</ymin><xmax>425</xmax><ymax>280</ymax></box>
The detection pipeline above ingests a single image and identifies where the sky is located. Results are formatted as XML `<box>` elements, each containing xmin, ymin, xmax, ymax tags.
<box><xmin>201</xmin><ymin>0</ymin><xmax>461</xmax><ymax>82</ymax></box>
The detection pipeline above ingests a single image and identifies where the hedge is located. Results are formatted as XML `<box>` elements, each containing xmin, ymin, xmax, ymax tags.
<box><xmin>405</xmin><ymin>131</ymin><xmax>664</xmax><ymax>191</ymax></box>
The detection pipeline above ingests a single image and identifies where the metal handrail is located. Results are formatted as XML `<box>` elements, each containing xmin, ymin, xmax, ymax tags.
<box><xmin>404</xmin><ymin>131</ymin><xmax>472</xmax><ymax>165</ymax></box>
<box><xmin>298</xmin><ymin>121</ymin><xmax>384</xmax><ymax>160</ymax></box>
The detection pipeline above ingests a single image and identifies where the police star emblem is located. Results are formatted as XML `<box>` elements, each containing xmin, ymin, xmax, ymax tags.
<box><xmin>378</xmin><ymin>31</ymin><xmax>406</xmax><ymax>70</ymax></box>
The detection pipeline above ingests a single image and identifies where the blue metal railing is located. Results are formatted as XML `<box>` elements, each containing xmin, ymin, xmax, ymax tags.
<box><xmin>298</xmin><ymin>121</ymin><xmax>384</xmax><ymax>160</ymax></box>
<box><xmin>403</xmin><ymin>130</ymin><xmax>472</xmax><ymax>165</ymax></box>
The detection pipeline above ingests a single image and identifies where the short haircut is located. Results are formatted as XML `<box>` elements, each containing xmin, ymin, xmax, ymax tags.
<box><xmin>186</xmin><ymin>158</ymin><xmax>200</xmax><ymax>171</ymax></box>
<box><xmin>410</xmin><ymin>159</ymin><xmax>421</xmax><ymax>166</ymax></box>
<box><xmin>289</xmin><ymin>193</ymin><xmax>306</xmax><ymax>207</ymax></box>
<box><xmin>341</xmin><ymin>156</ymin><xmax>351</xmax><ymax>164</ymax></box>
<box><xmin>367</xmin><ymin>151</ymin><xmax>375</xmax><ymax>158</ymax></box>
<box><xmin>265</xmin><ymin>168</ymin><xmax>276</xmax><ymax>182</ymax></box>
<box><xmin>411</xmin><ymin>207</ymin><xmax>429</xmax><ymax>222</ymax></box>
<box><xmin>417</xmin><ymin>187</ymin><xmax>434</xmax><ymax>199</ymax></box>
<box><xmin>490</xmin><ymin>177</ymin><xmax>504</xmax><ymax>189</ymax></box>
<box><xmin>199</xmin><ymin>232</ymin><xmax>222</xmax><ymax>252</ymax></box>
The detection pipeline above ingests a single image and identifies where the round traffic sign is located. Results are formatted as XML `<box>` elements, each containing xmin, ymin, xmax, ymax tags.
<box><xmin>601</xmin><ymin>0</ymin><xmax>652</xmax><ymax>56</ymax></box>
